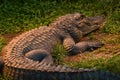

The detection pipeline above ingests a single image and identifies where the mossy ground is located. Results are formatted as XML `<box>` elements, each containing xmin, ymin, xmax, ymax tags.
<box><xmin>0</xmin><ymin>0</ymin><xmax>120</xmax><ymax>79</ymax></box>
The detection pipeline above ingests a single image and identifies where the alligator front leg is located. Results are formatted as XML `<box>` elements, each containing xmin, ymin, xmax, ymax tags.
<box><xmin>63</xmin><ymin>37</ymin><xmax>104</xmax><ymax>55</ymax></box>
<box><xmin>70</xmin><ymin>41</ymin><xmax>104</xmax><ymax>55</ymax></box>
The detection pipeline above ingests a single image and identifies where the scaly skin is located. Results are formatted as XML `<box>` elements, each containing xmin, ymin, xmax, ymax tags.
<box><xmin>0</xmin><ymin>13</ymin><xmax>120</xmax><ymax>80</ymax></box>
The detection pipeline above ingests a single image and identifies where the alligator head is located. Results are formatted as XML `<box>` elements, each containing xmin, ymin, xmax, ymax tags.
<box><xmin>50</xmin><ymin>13</ymin><xmax>105</xmax><ymax>35</ymax></box>
<box><xmin>75</xmin><ymin>13</ymin><xmax>105</xmax><ymax>35</ymax></box>
<box><xmin>50</xmin><ymin>13</ymin><xmax>105</xmax><ymax>42</ymax></box>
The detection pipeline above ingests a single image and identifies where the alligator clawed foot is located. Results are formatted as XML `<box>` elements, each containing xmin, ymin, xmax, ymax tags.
<box><xmin>88</xmin><ymin>41</ymin><xmax>104</xmax><ymax>51</ymax></box>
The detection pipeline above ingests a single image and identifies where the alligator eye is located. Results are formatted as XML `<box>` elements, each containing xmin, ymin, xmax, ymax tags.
<box><xmin>75</xmin><ymin>14</ymin><xmax>86</xmax><ymax>21</ymax></box>
<box><xmin>93</xmin><ymin>21</ymin><xmax>99</xmax><ymax>25</ymax></box>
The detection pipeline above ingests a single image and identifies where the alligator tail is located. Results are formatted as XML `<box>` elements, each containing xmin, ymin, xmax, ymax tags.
<box><xmin>3</xmin><ymin>62</ymin><xmax>120</xmax><ymax>80</ymax></box>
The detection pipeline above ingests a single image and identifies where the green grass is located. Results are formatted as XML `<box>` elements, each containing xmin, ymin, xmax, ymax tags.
<box><xmin>0</xmin><ymin>0</ymin><xmax>120</xmax><ymax>34</ymax></box>
<box><xmin>52</xmin><ymin>43</ymin><xmax>68</xmax><ymax>65</ymax></box>
<box><xmin>0</xmin><ymin>74</ymin><xmax>10</xmax><ymax>80</ymax></box>
<box><xmin>104</xmin><ymin>54</ymin><xmax>120</xmax><ymax>73</ymax></box>
<box><xmin>102</xmin><ymin>34</ymin><xmax>120</xmax><ymax>44</ymax></box>
<box><xmin>0</xmin><ymin>36</ymin><xmax>6</xmax><ymax>52</ymax></box>
<box><xmin>64</xmin><ymin>54</ymin><xmax>120</xmax><ymax>74</ymax></box>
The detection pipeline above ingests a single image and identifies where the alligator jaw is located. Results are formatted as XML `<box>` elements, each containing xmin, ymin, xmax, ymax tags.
<box><xmin>78</xmin><ymin>16</ymin><xmax>105</xmax><ymax>35</ymax></box>
<box><xmin>82</xmin><ymin>25</ymin><xmax>100</xmax><ymax>35</ymax></box>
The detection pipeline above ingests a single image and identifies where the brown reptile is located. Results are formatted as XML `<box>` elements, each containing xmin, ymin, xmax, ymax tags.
<box><xmin>0</xmin><ymin>13</ymin><xmax>120</xmax><ymax>80</ymax></box>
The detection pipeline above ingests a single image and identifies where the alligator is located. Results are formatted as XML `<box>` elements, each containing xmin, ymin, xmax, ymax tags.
<box><xmin>0</xmin><ymin>13</ymin><xmax>120</xmax><ymax>80</ymax></box>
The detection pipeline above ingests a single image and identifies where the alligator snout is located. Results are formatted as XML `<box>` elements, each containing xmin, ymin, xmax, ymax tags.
<box><xmin>88</xmin><ymin>16</ymin><xmax>105</xmax><ymax>25</ymax></box>
<box><xmin>79</xmin><ymin>15</ymin><xmax>105</xmax><ymax>35</ymax></box>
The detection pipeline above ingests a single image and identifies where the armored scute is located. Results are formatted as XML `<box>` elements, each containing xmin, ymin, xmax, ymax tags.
<box><xmin>0</xmin><ymin>13</ymin><xmax>120</xmax><ymax>80</ymax></box>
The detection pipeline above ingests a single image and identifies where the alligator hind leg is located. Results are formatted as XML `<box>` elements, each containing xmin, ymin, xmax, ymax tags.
<box><xmin>63</xmin><ymin>37</ymin><xmax>104</xmax><ymax>55</ymax></box>
<box><xmin>25</xmin><ymin>49</ymin><xmax>53</xmax><ymax>64</ymax></box>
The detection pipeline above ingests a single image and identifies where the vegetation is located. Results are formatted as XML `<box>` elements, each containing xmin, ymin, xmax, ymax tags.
<box><xmin>0</xmin><ymin>74</ymin><xmax>10</xmax><ymax>80</ymax></box>
<box><xmin>52</xmin><ymin>43</ymin><xmax>68</xmax><ymax>65</ymax></box>
<box><xmin>0</xmin><ymin>0</ymin><xmax>119</xmax><ymax>34</ymax></box>
<box><xmin>64</xmin><ymin>53</ymin><xmax>120</xmax><ymax>74</ymax></box>
<box><xmin>0</xmin><ymin>36</ymin><xmax>6</xmax><ymax>51</ymax></box>
<box><xmin>0</xmin><ymin>0</ymin><xmax>120</xmax><ymax>79</ymax></box>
